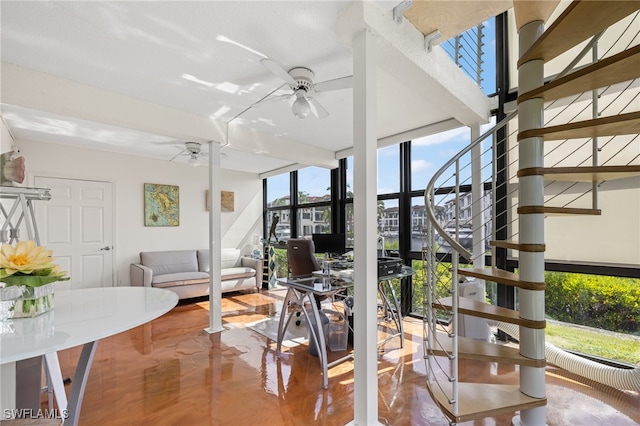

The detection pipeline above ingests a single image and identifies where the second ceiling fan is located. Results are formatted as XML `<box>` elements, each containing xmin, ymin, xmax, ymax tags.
<box><xmin>253</xmin><ymin>58</ymin><xmax>352</xmax><ymax>119</ymax></box>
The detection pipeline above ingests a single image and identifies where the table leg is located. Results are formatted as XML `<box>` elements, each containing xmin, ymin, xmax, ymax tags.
<box><xmin>15</xmin><ymin>358</ymin><xmax>41</xmax><ymax>410</ymax></box>
<box><xmin>43</xmin><ymin>352</ymin><xmax>68</xmax><ymax>411</ymax></box>
<box><xmin>65</xmin><ymin>340</ymin><xmax>98</xmax><ymax>426</ymax></box>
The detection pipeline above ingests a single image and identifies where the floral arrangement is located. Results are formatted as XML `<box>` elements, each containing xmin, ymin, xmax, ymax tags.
<box><xmin>0</xmin><ymin>240</ymin><xmax>69</xmax><ymax>287</ymax></box>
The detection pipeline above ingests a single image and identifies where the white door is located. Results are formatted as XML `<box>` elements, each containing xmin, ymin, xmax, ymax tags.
<box><xmin>34</xmin><ymin>176</ymin><xmax>114</xmax><ymax>289</ymax></box>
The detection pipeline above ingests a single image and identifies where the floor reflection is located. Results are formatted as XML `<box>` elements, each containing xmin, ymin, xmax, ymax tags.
<box><xmin>53</xmin><ymin>289</ymin><xmax>640</xmax><ymax>426</ymax></box>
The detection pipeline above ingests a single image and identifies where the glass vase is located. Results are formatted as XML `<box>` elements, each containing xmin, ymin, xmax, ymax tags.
<box><xmin>0</xmin><ymin>283</ymin><xmax>55</xmax><ymax>319</ymax></box>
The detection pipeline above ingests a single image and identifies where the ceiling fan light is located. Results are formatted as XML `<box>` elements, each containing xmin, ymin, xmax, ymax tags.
<box><xmin>188</xmin><ymin>155</ymin><xmax>199</xmax><ymax>167</ymax></box>
<box><xmin>292</xmin><ymin>96</ymin><xmax>311</xmax><ymax>119</ymax></box>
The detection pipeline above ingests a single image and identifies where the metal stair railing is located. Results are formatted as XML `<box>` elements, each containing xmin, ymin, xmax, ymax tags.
<box><xmin>443</xmin><ymin>23</ymin><xmax>487</xmax><ymax>89</ymax></box>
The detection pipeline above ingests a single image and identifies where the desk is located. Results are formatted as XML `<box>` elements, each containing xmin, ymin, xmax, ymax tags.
<box><xmin>0</xmin><ymin>287</ymin><xmax>178</xmax><ymax>425</ymax></box>
<box><xmin>276</xmin><ymin>266</ymin><xmax>414</xmax><ymax>389</ymax></box>
<box><xmin>276</xmin><ymin>275</ymin><xmax>352</xmax><ymax>389</ymax></box>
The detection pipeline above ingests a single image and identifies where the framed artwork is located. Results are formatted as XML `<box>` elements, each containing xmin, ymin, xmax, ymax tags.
<box><xmin>144</xmin><ymin>183</ymin><xmax>179</xmax><ymax>226</ymax></box>
<box><xmin>206</xmin><ymin>190</ymin><xmax>234</xmax><ymax>212</ymax></box>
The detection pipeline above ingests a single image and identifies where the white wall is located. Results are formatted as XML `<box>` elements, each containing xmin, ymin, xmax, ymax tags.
<box><xmin>14</xmin><ymin>139</ymin><xmax>263</xmax><ymax>286</ymax></box>
<box><xmin>0</xmin><ymin>118</ymin><xmax>14</xmax><ymax>153</ymax></box>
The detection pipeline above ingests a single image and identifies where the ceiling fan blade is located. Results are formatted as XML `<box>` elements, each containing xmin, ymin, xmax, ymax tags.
<box><xmin>151</xmin><ymin>141</ymin><xmax>183</xmax><ymax>146</ymax></box>
<box><xmin>307</xmin><ymin>97</ymin><xmax>329</xmax><ymax>119</ymax></box>
<box><xmin>251</xmin><ymin>93</ymin><xmax>293</xmax><ymax>108</ymax></box>
<box><xmin>261</xmin><ymin>58</ymin><xmax>296</xmax><ymax>86</ymax></box>
<box><xmin>169</xmin><ymin>148</ymin><xmax>187</xmax><ymax>162</ymax></box>
<box><xmin>314</xmin><ymin>75</ymin><xmax>352</xmax><ymax>93</ymax></box>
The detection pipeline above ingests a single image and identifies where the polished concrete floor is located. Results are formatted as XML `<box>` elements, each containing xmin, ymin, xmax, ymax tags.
<box><xmin>55</xmin><ymin>288</ymin><xmax>640</xmax><ymax>425</ymax></box>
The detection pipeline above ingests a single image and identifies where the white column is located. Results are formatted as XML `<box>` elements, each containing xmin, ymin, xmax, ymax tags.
<box><xmin>471</xmin><ymin>124</ymin><xmax>485</xmax><ymax>279</ymax></box>
<box><xmin>349</xmin><ymin>28</ymin><xmax>381</xmax><ymax>426</ymax></box>
<box><xmin>515</xmin><ymin>20</ymin><xmax>546</xmax><ymax>426</ymax></box>
<box><xmin>205</xmin><ymin>142</ymin><xmax>224</xmax><ymax>334</ymax></box>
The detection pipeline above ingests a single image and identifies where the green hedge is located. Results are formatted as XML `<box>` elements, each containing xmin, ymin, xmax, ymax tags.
<box><xmin>545</xmin><ymin>272</ymin><xmax>640</xmax><ymax>334</ymax></box>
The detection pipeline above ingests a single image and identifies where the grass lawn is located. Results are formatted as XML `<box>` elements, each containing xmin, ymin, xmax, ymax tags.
<box><xmin>546</xmin><ymin>320</ymin><xmax>640</xmax><ymax>365</ymax></box>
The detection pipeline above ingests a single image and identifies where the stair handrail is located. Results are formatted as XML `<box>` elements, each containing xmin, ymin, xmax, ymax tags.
<box><xmin>423</xmin><ymin>110</ymin><xmax>518</xmax><ymax>261</ymax></box>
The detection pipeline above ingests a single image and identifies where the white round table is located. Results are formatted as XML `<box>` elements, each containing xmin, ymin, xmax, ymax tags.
<box><xmin>1</xmin><ymin>287</ymin><xmax>178</xmax><ymax>425</ymax></box>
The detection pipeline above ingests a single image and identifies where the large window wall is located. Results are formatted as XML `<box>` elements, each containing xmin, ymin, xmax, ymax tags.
<box><xmin>263</xmin><ymin>137</ymin><xmax>472</xmax><ymax>316</ymax></box>
<box><xmin>262</xmin><ymin>125</ymin><xmax>639</xmax><ymax>368</ymax></box>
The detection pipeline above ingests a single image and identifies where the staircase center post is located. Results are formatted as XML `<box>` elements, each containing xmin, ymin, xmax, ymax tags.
<box><xmin>515</xmin><ymin>19</ymin><xmax>547</xmax><ymax>426</ymax></box>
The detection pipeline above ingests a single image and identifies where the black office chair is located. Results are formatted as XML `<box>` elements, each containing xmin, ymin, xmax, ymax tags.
<box><xmin>286</xmin><ymin>239</ymin><xmax>326</xmax><ymax>322</ymax></box>
<box><xmin>287</xmin><ymin>238</ymin><xmax>321</xmax><ymax>277</ymax></box>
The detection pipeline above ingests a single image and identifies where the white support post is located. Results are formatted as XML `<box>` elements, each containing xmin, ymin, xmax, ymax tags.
<box><xmin>514</xmin><ymin>20</ymin><xmax>546</xmax><ymax>426</ymax></box>
<box><xmin>348</xmin><ymin>28</ymin><xmax>382</xmax><ymax>426</ymax></box>
<box><xmin>471</xmin><ymin>124</ymin><xmax>485</xmax><ymax>272</ymax></box>
<box><xmin>206</xmin><ymin>141</ymin><xmax>224</xmax><ymax>334</ymax></box>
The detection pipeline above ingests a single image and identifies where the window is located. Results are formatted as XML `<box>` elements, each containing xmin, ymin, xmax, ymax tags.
<box><xmin>265</xmin><ymin>168</ymin><xmax>334</xmax><ymax>243</ymax></box>
<box><xmin>266</xmin><ymin>173</ymin><xmax>290</xmax><ymax>207</ymax></box>
<box><xmin>411</xmin><ymin>127</ymin><xmax>471</xmax><ymax>192</ymax></box>
<box><xmin>378</xmin><ymin>145</ymin><xmax>399</xmax><ymax>194</ymax></box>
<box><xmin>267</xmin><ymin>209</ymin><xmax>290</xmax><ymax>241</ymax></box>
<box><xmin>298</xmin><ymin>167</ymin><xmax>330</xmax><ymax>204</ymax></box>
<box><xmin>297</xmin><ymin>206</ymin><xmax>331</xmax><ymax>238</ymax></box>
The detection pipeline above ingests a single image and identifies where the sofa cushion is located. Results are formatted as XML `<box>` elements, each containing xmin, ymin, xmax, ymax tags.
<box><xmin>197</xmin><ymin>248</ymin><xmax>241</xmax><ymax>272</ymax></box>
<box><xmin>222</xmin><ymin>267</ymin><xmax>256</xmax><ymax>281</ymax></box>
<box><xmin>152</xmin><ymin>271</ymin><xmax>210</xmax><ymax>288</ymax></box>
<box><xmin>141</xmin><ymin>250</ymin><xmax>198</xmax><ymax>275</ymax></box>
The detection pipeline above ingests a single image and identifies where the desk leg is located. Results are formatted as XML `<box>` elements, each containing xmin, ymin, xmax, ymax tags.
<box><xmin>65</xmin><ymin>340</ymin><xmax>98</xmax><ymax>426</ymax></box>
<box><xmin>276</xmin><ymin>288</ymin><xmax>295</xmax><ymax>357</ymax></box>
<box><xmin>378</xmin><ymin>280</ymin><xmax>404</xmax><ymax>348</ymax></box>
<box><xmin>301</xmin><ymin>294</ymin><xmax>328</xmax><ymax>389</ymax></box>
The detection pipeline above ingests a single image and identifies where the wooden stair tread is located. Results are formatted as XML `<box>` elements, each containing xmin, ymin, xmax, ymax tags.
<box><xmin>435</xmin><ymin>297</ymin><xmax>546</xmax><ymax>329</ymax></box>
<box><xmin>518</xmin><ymin>165</ymin><xmax>640</xmax><ymax>182</ymax></box>
<box><xmin>427</xmin><ymin>382</ymin><xmax>547</xmax><ymax>423</ymax></box>
<box><xmin>518</xmin><ymin>111</ymin><xmax>640</xmax><ymax>141</ymax></box>
<box><xmin>428</xmin><ymin>333</ymin><xmax>546</xmax><ymax>367</ymax></box>
<box><xmin>490</xmin><ymin>240</ymin><xmax>545</xmax><ymax>252</ymax></box>
<box><xmin>512</xmin><ymin>1</ymin><xmax>559</xmax><ymax>32</ymax></box>
<box><xmin>457</xmin><ymin>267</ymin><xmax>545</xmax><ymax>290</ymax></box>
<box><xmin>518</xmin><ymin>44</ymin><xmax>640</xmax><ymax>103</ymax></box>
<box><xmin>518</xmin><ymin>206</ymin><xmax>602</xmax><ymax>216</ymax></box>
<box><xmin>518</xmin><ymin>1</ymin><xmax>640</xmax><ymax>66</ymax></box>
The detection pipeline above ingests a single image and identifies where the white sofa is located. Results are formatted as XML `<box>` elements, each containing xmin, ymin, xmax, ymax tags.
<box><xmin>130</xmin><ymin>248</ymin><xmax>261</xmax><ymax>300</ymax></box>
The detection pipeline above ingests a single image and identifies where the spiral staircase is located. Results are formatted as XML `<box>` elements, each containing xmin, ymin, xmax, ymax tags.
<box><xmin>422</xmin><ymin>1</ymin><xmax>640</xmax><ymax>424</ymax></box>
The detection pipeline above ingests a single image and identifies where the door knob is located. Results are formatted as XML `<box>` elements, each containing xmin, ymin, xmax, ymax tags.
<box><xmin>100</xmin><ymin>246</ymin><xmax>112</xmax><ymax>251</ymax></box>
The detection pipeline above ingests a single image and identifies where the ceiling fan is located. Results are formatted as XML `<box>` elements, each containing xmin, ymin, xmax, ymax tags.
<box><xmin>151</xmin><ymin>141</ymin><xmax>209</xmax><ymax>167</ymax></box>
<box><xmin>173</xmin><ymin>142</ymin><xmax>208</xmax><ymax>167</ymax></box>
<box><xmin>253</xmin><ymin>59</ymin><xmax>352</xmax><ymax>119</ymax></box>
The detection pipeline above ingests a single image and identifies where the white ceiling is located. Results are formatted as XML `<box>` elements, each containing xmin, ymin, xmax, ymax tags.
<box><xmin>0</xmin><ymin>1</ymin><xmax>493</xmax><ymax>175</ymax></box>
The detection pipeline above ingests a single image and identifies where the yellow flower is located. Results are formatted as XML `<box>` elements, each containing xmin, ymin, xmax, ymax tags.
<box><xmin>0</xmin><ymin>240</ymin><xmax>56</xmax><ymax>278</ymax></box>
